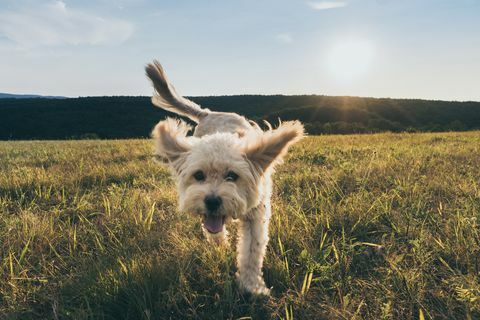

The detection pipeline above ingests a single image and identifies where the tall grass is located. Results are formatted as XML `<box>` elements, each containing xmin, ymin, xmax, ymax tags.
<box><xmin>1</xmin><ymin>132</ymin><xmax>479</xmax><ymax>319</ymax></box>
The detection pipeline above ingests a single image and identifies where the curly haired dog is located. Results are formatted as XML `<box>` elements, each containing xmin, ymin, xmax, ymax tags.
<box><xmin>145</xmin><ymin>61</ymin><xmax>304</xmax><ymax>295</ymax></box>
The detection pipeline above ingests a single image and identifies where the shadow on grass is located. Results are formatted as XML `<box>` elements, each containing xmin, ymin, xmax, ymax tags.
<box><xmin>13</xmin><ymin>229</ymin><xmax>276</xmax><ymax>320</ymax></box>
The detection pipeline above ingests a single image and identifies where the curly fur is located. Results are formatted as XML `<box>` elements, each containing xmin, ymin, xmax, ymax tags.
<box><xmin>146</xmin><ymin>61</ymin><xmax>304</xmax><ymax>295</ymax></box>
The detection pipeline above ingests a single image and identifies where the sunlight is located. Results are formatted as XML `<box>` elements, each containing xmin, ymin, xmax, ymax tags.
<box><xmin>326</xmin><ymin>38</ymin><xmax>374</xmax><ymax>81</ymax></box>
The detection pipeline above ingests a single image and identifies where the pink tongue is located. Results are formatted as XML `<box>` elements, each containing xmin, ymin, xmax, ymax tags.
<box><xmin>203</xmin><ymin>215</ymin><xmax>223</xmax><ymax>233</ymax></box>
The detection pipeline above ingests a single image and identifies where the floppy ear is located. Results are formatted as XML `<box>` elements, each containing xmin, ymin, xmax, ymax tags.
<box><xmin>244</xmin><ymin>120</ymin><xmax>304</xmax><ymax>172</ymax></box>
<box><xmin>151</xmin><ymin>117</ymin><xmax>192</xmax><ymax>163</ymax></box>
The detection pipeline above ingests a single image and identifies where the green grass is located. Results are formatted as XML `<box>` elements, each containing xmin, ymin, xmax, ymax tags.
<box><xmin>1</xmin><ymin>132</ymin><xmax>479</xmax><ymax>319</ymax></box>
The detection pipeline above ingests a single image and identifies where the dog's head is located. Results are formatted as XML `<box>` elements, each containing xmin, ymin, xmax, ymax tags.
<box><xmin>152</xmin><ymin>117</ymin><xmax>304</xmax><ymax>235</ymax></box>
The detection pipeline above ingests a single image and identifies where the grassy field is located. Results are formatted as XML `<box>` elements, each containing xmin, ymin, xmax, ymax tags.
<box><xmin>1</xmin><ymin>132</ymin><xmax>479</xmax><ymax>319</ymax></box>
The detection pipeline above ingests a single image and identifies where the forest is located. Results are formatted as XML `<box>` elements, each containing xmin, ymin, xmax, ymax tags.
<box><xmin>0</xmin><ymin>95</ymin><xmax>479</xmax><ymax>139</ymax></box>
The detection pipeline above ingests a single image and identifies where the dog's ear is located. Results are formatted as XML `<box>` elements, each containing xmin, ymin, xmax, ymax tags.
<box><xmin>152</xmin><ymin>118</ymin><xmax>192</xmax><ymax>164</ymax></box>
<box><xmin>244</xmin><ymin>120</ymin><xmax>304</xmax><ymax>172</ymax></box>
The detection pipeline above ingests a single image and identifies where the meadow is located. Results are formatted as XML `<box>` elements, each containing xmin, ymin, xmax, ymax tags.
<box><xmin>0</xmin><ymin>132</ymin><xmax>479</xmax><ymax>319</ymax></box>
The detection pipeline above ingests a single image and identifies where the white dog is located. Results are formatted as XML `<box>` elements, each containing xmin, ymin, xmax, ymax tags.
<box><xmin>145</xmin><ymin>61</ymin><xmax>304</xmax><ymax>295</ymax></box>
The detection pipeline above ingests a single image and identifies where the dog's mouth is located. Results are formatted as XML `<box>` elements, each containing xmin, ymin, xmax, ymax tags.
<box><xmin>203</xmin><ymin>215</ymin><xmax>225</xmax><ymax>234</ymax></box>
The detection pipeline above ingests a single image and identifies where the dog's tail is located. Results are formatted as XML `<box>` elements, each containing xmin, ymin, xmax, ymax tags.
<box><xmin>145</xmin><ymin>60</ymin><xmax>210</xmax><ymax>122</ymax></box>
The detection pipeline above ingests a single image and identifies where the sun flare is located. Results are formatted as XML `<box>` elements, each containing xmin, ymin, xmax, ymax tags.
<box><xmin>326</xmin><ymin>38</ymin><xmax>374</xmax><ymax>81</ymax></box>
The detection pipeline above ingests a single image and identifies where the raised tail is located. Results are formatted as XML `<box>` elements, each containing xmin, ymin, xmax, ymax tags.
<box><xmin>145</xmin><ymin>60</ymin><xmax>210</xmax><ymax>122</ymax></box>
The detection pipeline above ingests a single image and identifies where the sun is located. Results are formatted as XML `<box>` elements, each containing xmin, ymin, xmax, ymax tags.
<box><xmin>326</xmin><ymin>38</ymin><xmax>374</xmax><ymax>81</ymax></box>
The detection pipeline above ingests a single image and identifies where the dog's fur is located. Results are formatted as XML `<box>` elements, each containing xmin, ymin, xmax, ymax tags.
<box><xmin>146</xmin><ymin>60</ymin><xmax>304</xmax><ymax>295</ymax></box>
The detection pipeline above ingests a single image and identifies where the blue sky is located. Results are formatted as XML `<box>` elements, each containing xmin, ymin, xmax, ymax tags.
<box><xmin>0</xmin><ymin>0</ymin><xmax>479</xmax><ymax>101</ymax></box>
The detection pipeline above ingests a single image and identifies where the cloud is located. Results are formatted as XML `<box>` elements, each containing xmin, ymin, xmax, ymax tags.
<box><xmin>307</xmin><ymin>1</ymin><xmax>348</xmax><ymax>10</ymax></box>
<box><xmin>275</xmin><ymin>33</ymin><xmax>293</xmax><ymax>44</ymax></box>
<box><xmin>0</xmin><ymin>1</ymin><xmax>134</xmax><ymax>47</ymax></box>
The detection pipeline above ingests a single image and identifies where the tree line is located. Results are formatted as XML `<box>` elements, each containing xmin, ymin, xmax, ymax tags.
<box><xmin>0</xmin><ymin>95</ymin><xmax>479</xmax><ymax>140</ymax></box>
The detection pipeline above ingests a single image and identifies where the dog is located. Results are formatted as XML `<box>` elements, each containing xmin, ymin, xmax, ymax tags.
<box><xmin>145</xmin><ymin>60</ymin><xmax>304</xmax><ymax>295</ymax></box>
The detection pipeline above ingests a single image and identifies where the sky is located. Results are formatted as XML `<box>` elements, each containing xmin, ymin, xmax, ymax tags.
<box><xmin>0</xmin><ymin>0</ymin><xmax>479</xmax><ymax>101</ymax></box>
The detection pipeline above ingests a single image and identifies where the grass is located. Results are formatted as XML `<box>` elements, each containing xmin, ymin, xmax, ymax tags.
<box><xmin>1</xmin><ymin>132</ymin><xmax>479</xmax><ymax>319</ymax></box>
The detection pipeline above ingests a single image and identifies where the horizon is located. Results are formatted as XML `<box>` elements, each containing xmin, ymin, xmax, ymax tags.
<box><xmin>1</xmin><ymin>0</ymin><xmax>480</xmax><ymax>101</ymax></box>
<box><xmin>2</xmin><ymin>92</ymin><xmax>480</xmax><ymax>103</ymax></box>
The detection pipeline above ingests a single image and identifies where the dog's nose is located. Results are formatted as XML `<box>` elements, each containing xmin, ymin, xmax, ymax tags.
<box><xmin>204</xmin><ymin>195</ymin><xmax>222</xmax><ymax>212</ymax></box>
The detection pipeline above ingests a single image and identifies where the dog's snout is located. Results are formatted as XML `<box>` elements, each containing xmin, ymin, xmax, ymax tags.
<box><xmin>204</xmin><ymin>195</ymin><xmax>222</xmax><ymax>212</ymax></box>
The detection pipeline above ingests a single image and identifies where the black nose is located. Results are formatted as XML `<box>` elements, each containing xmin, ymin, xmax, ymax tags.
<box><xmin>204</xmin><ymin>195</ymin><xmax>222</xmax><ymax>212</ymax></box>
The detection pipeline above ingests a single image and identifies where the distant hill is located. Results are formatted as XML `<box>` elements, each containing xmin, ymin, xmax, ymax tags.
<box><xmin>0</xmin><ymin>92</ymin><xmax>66</xmax><ymax>99</ymax></box>
<box><xmin>0</xmin><ymin>95</ymin><xmax>479</xmax><ymax>140</ymax></box>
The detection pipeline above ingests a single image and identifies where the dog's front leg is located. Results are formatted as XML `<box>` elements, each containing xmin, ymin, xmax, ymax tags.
<box><xmin>236</xmin><ymin>203</ymin><xmax>271</xmax><ymax>295</ymax></box>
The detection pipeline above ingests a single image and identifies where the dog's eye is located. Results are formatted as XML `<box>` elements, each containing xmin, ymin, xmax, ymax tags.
<box><xmin>193</xmin><ymin>170</ymin><xmax>205</xmax><ymax>181</ymax></box>
<box><xmin>225</xmin><ymin>171</ymin><xmax>239</xmax><ymax>182</ymax></box>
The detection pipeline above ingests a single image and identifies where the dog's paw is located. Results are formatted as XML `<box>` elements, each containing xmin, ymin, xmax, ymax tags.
<box><xmin>236</xmin><ymin>274</ymin><xmax>271</xmax><ymax>296</ymax></box>
<box><xmin>251</xmin><ymin>285</ymin><xmax>270</xmax><ymax>296</ymax></box>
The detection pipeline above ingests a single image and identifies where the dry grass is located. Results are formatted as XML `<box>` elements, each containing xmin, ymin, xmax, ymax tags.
<box><xmin>1</xmin><ymin>132</ymin><xmax>479</xmax><ymax>319</ymax></box>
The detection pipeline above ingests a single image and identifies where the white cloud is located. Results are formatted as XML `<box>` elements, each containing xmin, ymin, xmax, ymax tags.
<box><xmin>275</xmin><ymin>33</ymin><xmax>293</xmax><ymax>44</ymax></box>
<box><xmin>0</xmin><ymin>1</ymin><xmax>134</xmax><ymax>47</ymax></box>
<box><xmin>307</xmin><ymin>1</ymin><xmax>348</xmax><ymax>10</ymax></box>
